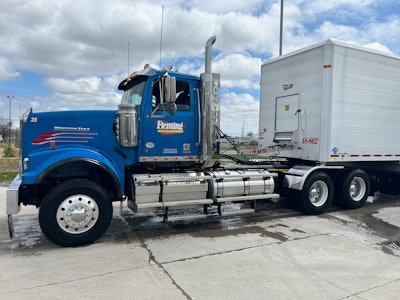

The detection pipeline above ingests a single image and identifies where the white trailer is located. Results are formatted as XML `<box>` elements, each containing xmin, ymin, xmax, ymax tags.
<box><xmin>259</xmin><ymin>39</ymin><xmax>400</xmax><ymax>214</ymax></box>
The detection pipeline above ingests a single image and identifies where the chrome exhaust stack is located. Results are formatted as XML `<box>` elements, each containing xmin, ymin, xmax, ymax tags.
<box><xmin>200</xmin><ymin>35</ymin><xmax>220</xmax><ymax>168</ymax></box>
<box><xmin>205</xmin><ymin>35</ymin><xmax>216</xmax><ymax>74</ymax></box>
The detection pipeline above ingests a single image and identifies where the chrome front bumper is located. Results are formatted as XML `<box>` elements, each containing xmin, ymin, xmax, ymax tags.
<box><xmin>6</xmin><ymin>175</ymin><xmax>21</xmax><ymax>238</ymax></box>
<box><xmin>6</xmin><ymin>175</ymin><xmax>21</xmax><ymax>215</ymax></box>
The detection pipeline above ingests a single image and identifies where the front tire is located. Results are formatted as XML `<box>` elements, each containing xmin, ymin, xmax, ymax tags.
<box><xmin>297</xmin><ymin>172</ymin><xmax>333</xmax><ymax>215</ymax></box>
<box><xmin>39</xmin><ymin>179</ymin><xmax>113</xmax><ymax>247</ymax></box>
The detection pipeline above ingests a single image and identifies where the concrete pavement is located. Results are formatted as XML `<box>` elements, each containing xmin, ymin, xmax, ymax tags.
<box><xmin>1</xmin><ymin>186</ymin><xmax>400</xmax><ymax>299</ymax></box>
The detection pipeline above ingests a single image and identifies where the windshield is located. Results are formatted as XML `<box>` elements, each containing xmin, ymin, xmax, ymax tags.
<box><xmin>121</xmin><ymin>76</ymin><xmax>147</xmax><ymax>105</ymax></box>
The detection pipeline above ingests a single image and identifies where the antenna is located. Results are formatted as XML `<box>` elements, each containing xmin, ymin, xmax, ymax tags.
<box><xmin>159</xmin><ymin>5</ymin><xmax>164</xmax><ymax>67</ymax></box>
<box><xmin>128</xmin><ymin>41</ymin><xmax>130</xmax><ymax>75</ymax></box>
<box><xmin>279</xmin><ymin>0</ymin><xmax>284</xmax><ymax>56</ymax></box>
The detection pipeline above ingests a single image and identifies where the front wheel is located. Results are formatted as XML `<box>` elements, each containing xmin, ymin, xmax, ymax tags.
<box><xmin>39</xmin><ymin>179</ymin><xmax>113</xmax><ymax>247</ymax></box>
<box><xmin>297</xmin><ymin>172</ymin><xmax>333</xmax><ymax>215</ymax></box>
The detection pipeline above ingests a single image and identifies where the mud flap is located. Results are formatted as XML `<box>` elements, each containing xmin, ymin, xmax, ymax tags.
<box><xmin>8</xmin><ymin>214</ymin><xmax>14</xmax><ymax>238</ymax></box>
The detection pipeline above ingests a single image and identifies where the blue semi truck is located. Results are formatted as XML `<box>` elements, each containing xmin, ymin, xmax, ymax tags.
<box><xmin>6</xmin><ymin>36</ymin><xmax>279</xmax><ymax>246</ymax></box>
<box><xmin>9</xmin><ymin>37</ymin><xmax>400</xmax><ymax>247</ymax></box>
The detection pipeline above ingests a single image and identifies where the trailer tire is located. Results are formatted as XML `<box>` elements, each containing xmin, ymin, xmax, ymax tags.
<box><xmin>337</xmin><ymin>169</ymin><xmax>370</xmax><ymax>209</ymax></box>
<box><xmin>39</xmin><ymin>179</ymin><xmax>113</xmax><ymax>247</ymax></box>
<box><xmin>297</xmin><ymin>172</ymin><xmax>333</xmax><ymax>215</ymax></box>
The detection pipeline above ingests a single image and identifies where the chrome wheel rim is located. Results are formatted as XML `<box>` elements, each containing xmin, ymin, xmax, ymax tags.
<box><xmin>349</xmin><ymin>176</ymin><xmax>366</xmax><ymax>202</ymax></box>
<box><xmin>309</xmin><ymin>180</ymin><xmax>328</xmax><ymax>207</ymax></box>
<box><xmin>56</xmin><ymin>194</ymin><xmax>99</xmax><ymax>234</ymax></box>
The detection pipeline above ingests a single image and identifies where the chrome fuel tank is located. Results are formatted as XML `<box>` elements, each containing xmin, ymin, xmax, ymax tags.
<box><xmin>207</xmin><ymin>169</ymin><xmax>275</xmax><ymax>200</ymax></box>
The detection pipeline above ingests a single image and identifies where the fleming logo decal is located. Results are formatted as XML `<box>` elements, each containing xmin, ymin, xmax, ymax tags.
<box><xmin>156</xmin><ymin>120</ymin><xmax>185</xmax><ymax>135</ymax></box>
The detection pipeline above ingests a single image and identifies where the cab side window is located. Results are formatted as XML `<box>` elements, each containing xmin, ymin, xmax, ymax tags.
<box><xmin>175</xmin><ymin>81</ymin><xmax>190</xmax><ymax>111</ymax></box>
<box><xmin>152</xmin><ymin>80</ymin><xmax>190</xmax><ymax>111</ymax></box>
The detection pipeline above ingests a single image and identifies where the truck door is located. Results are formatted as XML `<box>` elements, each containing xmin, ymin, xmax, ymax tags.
<box><xmin>273</xmin><ymin>94</ymin><xmax>300</xmax><ymax>143</ymax></box>
<box><xmin>139</xmin><ymin>78</ymin><xmax>201</xmax><ymax>163</ymax></box>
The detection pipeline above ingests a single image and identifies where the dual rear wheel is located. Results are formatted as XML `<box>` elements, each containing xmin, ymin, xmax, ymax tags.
<box><xmin>296</xmin><ymin>169</ymin><xmax>370</xmax><ymax>215</ymax></box>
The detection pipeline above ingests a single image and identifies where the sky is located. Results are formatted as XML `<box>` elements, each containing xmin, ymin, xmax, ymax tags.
<box><xmin>0</xmin><ymin>0</ymin><xmax>400</xmax><ymax>137</ymax></box>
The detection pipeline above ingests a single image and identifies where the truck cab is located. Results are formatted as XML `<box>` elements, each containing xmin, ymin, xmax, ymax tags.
<box><xmin>7</xmin><ymin>36</ymin><xmax>278</xmax><ymax>247</ymax></box>
<box><xmin>117</xmin><ymin>66</ymin><xmax>203</xmax><ymax>167</ymax></box>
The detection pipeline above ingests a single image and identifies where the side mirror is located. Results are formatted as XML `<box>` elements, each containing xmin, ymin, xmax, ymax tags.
<box><xmin>163</xmin><ymin>77</ymin><xmax>176</xmax><ymax>104</ymax></box>
<box><xmin>149</xmin><ymin>76</ymin><xmax>177</xmax><ymax>118</ymax></box>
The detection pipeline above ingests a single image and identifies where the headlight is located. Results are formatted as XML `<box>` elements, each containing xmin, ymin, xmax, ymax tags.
<box><xmin>23</xmin><ymin>158</ymin><xmax>29</xmax><ymax>171</ymax></box>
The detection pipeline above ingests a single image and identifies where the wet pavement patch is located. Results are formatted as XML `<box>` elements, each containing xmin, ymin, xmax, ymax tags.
<box><xmin>189</xmin><ymin>225</ymin><xmax>289</xmax><ymax>242</ymax></box>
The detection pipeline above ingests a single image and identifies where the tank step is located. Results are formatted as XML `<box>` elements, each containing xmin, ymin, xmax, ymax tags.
<box><xmin>135</xmin><ymin>198</ymin><xmax>213</xmax><ymax>210</ymax></box>
<box><xmin>167</xmin><ymin>212</ymin><xmax>208</xmax><ymax>222</ymax></box>
<box><xmin>135</xmin><ymin>202</ymin><xmax>163</xmax><ymax>210</ymax></box>
<box><xmin>215</xmin><ymin>193</ymin><xmax>280</xmax><ymax>203</ymax></box>
<box><xmin>163</xmin><ymin>198</ymin><xmax>213</xmax><ymax>207</ymax></box>
<box><xmin>219</xmin><ymin>208</ymin><xmax>255</xmax><ymax>216</ymax></box>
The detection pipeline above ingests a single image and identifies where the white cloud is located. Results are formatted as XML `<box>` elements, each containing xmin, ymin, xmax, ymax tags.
<box><xmin>43</xmin><ymin>75</ymin><xmax>122</xmax><ymax>111</ymax></box>
<box><xmin>45</xmin><ymin>77</ymin><xmax>101</xmax><ymax>94</ymax></box>
<box><xmin>29</xmin><ymin>101</ymin><xmax>41</xmax><ymax>110</ymax></box>
<box><xmin>220</xmin><ymin>92</ymin><xmax>260</xmax><ymax>136</ymax></box>
<box><xmin>149</xmin><ymin>0</ymin><xmax>274</xmax><ymax>15</ymax></box>
<box><xmin>299</xmin><ymin>0</ymin><xmax>375</xmax><ymax>14</ymax></box>
<box><xmin>213</xmin><ymin>52</ymin><xmax>262</xmax><ymax>90</ymax></box>
<box><xmin>315</xmin><ymin>21</ymin><xmax>359</xmax><ymax>43</ymax></box>
<box><xmin>0</xmin><ymin>57</ymin><xmax>20</xmax><ymax>80</ymax></box>
<box><xmin>363</xmin><ymin>42</ymin><xmax>393</xmax><ymax>54</ymax></box>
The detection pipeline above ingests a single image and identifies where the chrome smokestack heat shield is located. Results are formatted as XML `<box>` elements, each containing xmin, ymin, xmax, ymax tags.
<box><xmin>200</xmin><ymin>36</ymin><xmax>220</xmax><ymax>167</ymax></box>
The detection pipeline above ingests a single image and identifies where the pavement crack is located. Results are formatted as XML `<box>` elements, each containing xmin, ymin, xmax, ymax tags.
<box><xmin>116</xmin><ymin>213</ymin><xmax>192</xmax><ymax>299</ymax></box>
<box><xmin>340</xmin><ymin>278</ymin><xmax>400</xmax><ymax>299</ymax></box>
<box><xmin>140</xmin><ymin>239</ymin><xmax>192</xmax><ymax>300</ymax></box>
<box><xmin>0</xmin><ymin>265</ymin><xmax>156</xmax><ymax>295</ymax></box>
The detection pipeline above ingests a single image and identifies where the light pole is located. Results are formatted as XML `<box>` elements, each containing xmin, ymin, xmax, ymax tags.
<box><xmin>7</xmin><ymin>95</ymin><xmax>14</xmax><ymax>144</ymax></box>
<box><xmin>279</xmin><ymin>0</ymin><xmax>284</xmax><ymax>56</ymax></box>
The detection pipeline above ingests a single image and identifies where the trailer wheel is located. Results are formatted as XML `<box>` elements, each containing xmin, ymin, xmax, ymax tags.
<box><xmin>337</xmin><ymin>169</ymin><xmax>370</xmax><ymax>209</ymax></box>
<box><xmin>297</xmin><ymin>172</ymin><xmax>333</xmax><ymax>215</ymax></box>
<box><xmin>39</xmin><ymin>179</ymin><xmax>113</xmax><ymax>247</ymax></box>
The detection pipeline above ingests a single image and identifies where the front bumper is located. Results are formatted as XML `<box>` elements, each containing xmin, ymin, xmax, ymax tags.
<box><xmin>7</xmin><ymin>175</ymin><xmax>21</xmax><ymax>215</ymax></box>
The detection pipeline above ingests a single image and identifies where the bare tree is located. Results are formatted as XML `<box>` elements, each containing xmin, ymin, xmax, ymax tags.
<box><xmin>0</xmin><ymin>118</ymin><xmax>9</xmax><ymax>142</ymax></box>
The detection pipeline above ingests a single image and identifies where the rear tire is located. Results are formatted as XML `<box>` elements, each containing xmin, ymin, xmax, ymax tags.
<box><xmin>337</xmin><ymin>169</ymin><xmax>370</xmax><ymax>209</ymax></box>
<box><xmin>297</xmin><ymin>172</ymin><xmax>333</xmax><ymax>215</ymax></box>
<box><xmin>39</xmin><ymin>179</ymin><xmax>113</xmax><ymax>247</ymax></box>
